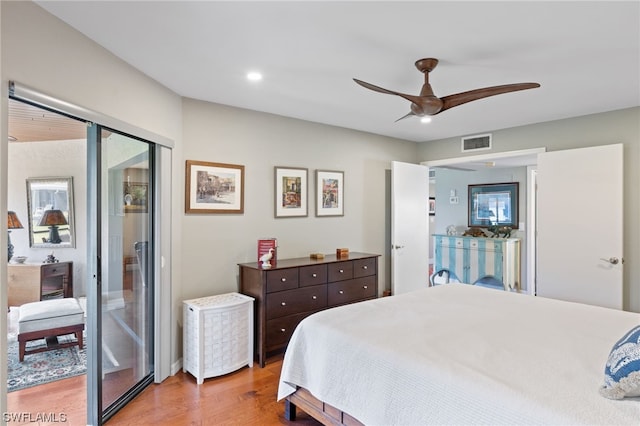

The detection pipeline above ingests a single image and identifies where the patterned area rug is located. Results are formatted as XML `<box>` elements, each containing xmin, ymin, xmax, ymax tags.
<box><xmin>7</xmin><ymin>333</ymin><xmax>86</xmax><ymax>392</ymax></box>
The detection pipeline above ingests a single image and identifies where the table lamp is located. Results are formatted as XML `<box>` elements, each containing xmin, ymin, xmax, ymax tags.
<box><xmin>8</xmin><ymin>211</ymin><xmax>23</xmax><ymax>262</ymax></box>
<box><xmin>38</xmin><ymin>209</ymin><xmax>67</xmax><ymax>244</ymax></box>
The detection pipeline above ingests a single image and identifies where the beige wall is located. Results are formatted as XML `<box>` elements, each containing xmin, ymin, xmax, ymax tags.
<box><xmin>180</xmin><ymin>97</ymin><xmax>417</xmax><ymax>299</ymax></box>
<box><xmin>418</xmin><ymin>107</ymin><xmax>640</xmax><ymax>311</ymax></box>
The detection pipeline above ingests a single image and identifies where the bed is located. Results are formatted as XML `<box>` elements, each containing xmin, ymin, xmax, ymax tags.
<box><xmin>278</xmin><ymin>284</ymin><xmax>640</xmax><ymax>425</ymax></box>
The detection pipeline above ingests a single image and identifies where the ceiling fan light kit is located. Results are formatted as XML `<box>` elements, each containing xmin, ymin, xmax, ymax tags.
<box><xmin>354</xmin><ymin>57</ymin><xmax>540</xmax><ymax>121</ymax></box>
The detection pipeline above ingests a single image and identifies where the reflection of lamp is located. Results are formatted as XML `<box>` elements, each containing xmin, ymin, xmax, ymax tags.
<box><xmin>8</xmin><ymin>211</ymin><xmax>24</xmax><ymax>262</ymax></box>
<box><xmin>38</xmin><ymin>209</ymin><xmax>67</xmax><ymax>244</ymax></box>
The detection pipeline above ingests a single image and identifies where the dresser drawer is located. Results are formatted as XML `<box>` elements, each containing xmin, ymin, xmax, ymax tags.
<box><xmin>266</xmin><ymin>268</ymin><xmax>299</xmax><ymax>293</ymax></box>
<box><xmin>41</xmin><ymin>263</ymin><xmax>68</xmax><ymax>278</ymax></box>
<box><xmin>327</xmin><ymin>276</ymin><xmax>376</xmax><ymax>306</ymax></box>
<box><xmin>265</xmin><ymin>312</ymin><xmax>310</xmax><ymax>350</ymax></box>
<box><xmin>266</xmin><ymin>285</ymin><xmax>327</xmax><ymax>320</ymax></box>
<box><xmin>328</xmin><ymin>261</ymin><xmax>353</xmax><ymax>282</ymax></box>
<box><xmin>353</xmin><ymin>258</ymin><xmax>376</xmax><ymax>278</ymax></box>
<box><xmin>299</xmin><ymin>264</ymin><xmax>327</xmax><ymax>287</ymax></box>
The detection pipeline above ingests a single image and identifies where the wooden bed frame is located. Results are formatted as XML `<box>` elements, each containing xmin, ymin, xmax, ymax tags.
<box><xmin>285</xmin><ymin>387</ymin><xmax>364</xmax><ymax>426</ymax></box>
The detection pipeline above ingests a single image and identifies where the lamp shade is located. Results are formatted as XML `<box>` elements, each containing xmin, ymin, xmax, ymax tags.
<box><xmin>38</xmin><ymin>209</ymin><xmax>68</xmax><ymax>227</ymax></box>
<box><xmin>8</xmin><ymin>211</ymin><xmax>23</xmax><ymax>229</ymax></box>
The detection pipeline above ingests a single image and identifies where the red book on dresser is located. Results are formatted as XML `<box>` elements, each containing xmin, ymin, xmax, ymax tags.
<box><xmin>257</xmin><ymin>238</ymin><xmax>277</xmax><ymax>268</ymax></box>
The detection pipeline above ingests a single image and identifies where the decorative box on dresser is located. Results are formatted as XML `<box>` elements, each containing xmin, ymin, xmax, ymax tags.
<box><xmin>433</xmin><ymin>234</ymin><xmax>521</xmax><ymax>290</ymax></box>
<box><xmin>7</xmin><ymin>261</ymin><xmax>73</xmax><ymax>307</ymax></box>
<box><xmin>239</xmin><ymin>252</ymin><xmax>379</xmax><ymax>367</ymax></box>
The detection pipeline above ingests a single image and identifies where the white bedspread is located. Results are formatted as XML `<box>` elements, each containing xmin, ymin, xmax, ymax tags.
<box><xmin>278</xmin><ymin>284</ymin><xmax>640</xmax><ymax>425</ymax></box>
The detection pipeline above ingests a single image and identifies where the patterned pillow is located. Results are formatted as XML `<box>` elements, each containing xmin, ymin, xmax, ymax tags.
<box><xmin>600</xmin><ymin>325</ymin><xmax>640</xmax><ymax>399</ymax></box>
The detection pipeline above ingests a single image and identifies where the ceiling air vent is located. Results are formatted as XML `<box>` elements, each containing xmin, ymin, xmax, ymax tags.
<box><xmin>461</xmin><ymin>133</ymin><xmax>492</xmax><ymax>152</ymax></box>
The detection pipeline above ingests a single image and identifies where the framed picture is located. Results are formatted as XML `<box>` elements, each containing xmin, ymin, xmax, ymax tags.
<box><xmin>316</xmin><ymin>170</ymin><xmax>344</xmax><ymax>217</ymax></box>
<box><xmin>429</xmin><ymin>197</ymin><xmax>436</xmax><ymax>216</ymax></box>
<box><xmin>26</xmin><ymin>176</ymin><xmax>76</xmax><ymax>248</ymax></box>
<box><xmin>185</xmin><ymin>160</ymin><xmax>244</xmax><ymax>214</ymax></box>
<box><xmin>123</xmin><ymin>181</ymin><xmax>148</xmax><ymax>213</ymax></box>
<box><xmin>468</xmin><ymin>182</ymin><xmax>519</xmax><ymax>228</ymax></box>
<box><xmin>275</xmin><ymin>166</ymin><xmax>308</xmax><ymax>217</ymax></box>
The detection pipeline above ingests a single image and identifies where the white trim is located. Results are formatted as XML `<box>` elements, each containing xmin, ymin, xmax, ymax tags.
<box><xmin>527</xmin><ymin>166</ymin><xmax>538</xmax><ymax>295</ymax></box>
<box><xmin>421</xmin><ymin>147</ymin><xmax>546</xmax><ymax>168</ymax></box>
<box><xmin>171</xmin><ymin>358</ymin><xmax>183</xmax><ymax>376</ymax></box>
<box><xmin>154</xmin><ymin>145</ymin><xmax>173</xmax><ymax>382</ymax></box>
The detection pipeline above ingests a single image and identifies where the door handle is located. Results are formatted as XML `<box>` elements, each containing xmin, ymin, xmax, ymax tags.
<box><xmin>600</xmin><ymin>257</ymin><xmax>620</xmax><ymax>265</ymax></box>
<box><xmin>392</xmin><ymin>245</ymin><xmax>405</xmax><ymax>250</ymax></box>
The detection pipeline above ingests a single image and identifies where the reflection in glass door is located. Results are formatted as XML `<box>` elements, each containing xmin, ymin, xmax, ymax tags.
<box><xmin>90</xmin><ymin>126</ymin><xmax>154</xmax><ymax>422</ymax></box>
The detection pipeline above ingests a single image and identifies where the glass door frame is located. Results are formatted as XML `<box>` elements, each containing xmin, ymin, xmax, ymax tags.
<box><xmin>88</xmin><ymin>124</ymin><xmax>156</xmax><ymax>423</ymax></box>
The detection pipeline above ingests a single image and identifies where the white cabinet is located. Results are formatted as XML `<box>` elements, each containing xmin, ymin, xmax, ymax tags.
<box><xmin>433</xmin><ymin>235</ymin><xmax>521</xmax><ymax>290</ymax></box>
<box><xmin>183</xmin><ymin>293</ymin><xmax>254</xmax><ymax>384</ymax></box>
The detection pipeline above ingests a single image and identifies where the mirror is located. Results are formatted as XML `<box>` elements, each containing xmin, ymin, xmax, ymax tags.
<box><xmin>26</xmin><ymin>177</ymin><xmax>76</xmax><ymax>248</ymax></box>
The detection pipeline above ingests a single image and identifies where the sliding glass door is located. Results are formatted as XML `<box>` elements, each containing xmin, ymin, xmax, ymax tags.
<box><xmin>9</xmin><ymin>82</ymin><xmax>171</xmax><ymax>425</ymax></box>
<box><xmin>87</xmin><ymin>124</ymin><xmax>155</xmax><ymax>423</ymax></box>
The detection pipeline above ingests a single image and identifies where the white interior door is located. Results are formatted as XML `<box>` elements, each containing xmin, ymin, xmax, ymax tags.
<box><xmin>536</xmin><ymin>144</ymin><xmax>623</xmax><ymax>309</ymax></box>
<box><xmin>391</xmin><ymin>161</ymin><xmax>429</xmax><ymax>295</ymax></box>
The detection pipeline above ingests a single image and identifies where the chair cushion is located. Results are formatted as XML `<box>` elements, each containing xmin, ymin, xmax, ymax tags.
<box><xmin>599</xmin><ymin>325</ymin><xmax>640</xmax><ymax>399</ymax></box>
<box><xmin>18</xmin><ymin>298</ymin><xmax>84</xmax><ymax>333</ymax></box>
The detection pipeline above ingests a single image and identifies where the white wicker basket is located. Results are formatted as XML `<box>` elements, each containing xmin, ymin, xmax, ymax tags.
<box><xmin>183</xmin><ymin>292</ymin><xmax>254</xmax><ymax>384</ymax></box>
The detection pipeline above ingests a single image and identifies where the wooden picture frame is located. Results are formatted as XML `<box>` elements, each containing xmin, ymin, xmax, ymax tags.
<box><xmin>316</xmin><ymin>170</ymin><xmax>344</xmax><ymax>217</ymax></box>
<box><xmin>275</xmin><ymin>166</ymin><xmax>308</xmax><ymax>218</ymax></box>
<box><xmin>185</xmin><ymin>160</ymin><xmax>244</xmax><ymax>214</ymax></box>
<box><xmin>429</xmin><ymin>197</ymin><xmax>436</xmax><ymax>216</ymax></box>
<box><xmin>468</xmin><ymin>182</ymin><xmax>518</xmax><ymax>228</ymax></box>
<box><xmin>123</xmin><ymin>182</ymin><xmax>148</xmax><ymax>213</ymax></box>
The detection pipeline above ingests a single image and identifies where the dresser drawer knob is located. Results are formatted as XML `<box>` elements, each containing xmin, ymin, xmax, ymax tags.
<box><xmin>339</xmin><ymin>269</ymin><xmax>344</xmax><ymax>273</ymax></box>
<box><xmin>312</xmin><ymin>295</ymin><xmax>317</xmax><ymax>300</ymax></box>
<box><xmin>339</xmin><ymin>290</ymin><xmax>344</xmax><ymax>294</ymax></box>
<box><xmin>280</xmin><ymin>328</ymin><xmax>286</xmax><ymax>333</ymax></box>
<box><xmin>362</xmin><ymin>266</ymin><xmax>368</xmax><ymax>270</ymax></box>
<box><xmin>363</xmin><ymin>285</ymin><xmax>368</xmax><ymax>289</ymax></box>
<box><xmin>281</xmin><ymin>277</ymin><xmax>286</xmax><ymax>282</ymax></box>
<box><xmin>312</xmin><ymin>273</ymin><xmax>317</xmax><ymax>278</ymax></box>
<box><xmin>281</xmin><ymin>302</ymin><xmax>286</xmax><ymax>306</ymax></box>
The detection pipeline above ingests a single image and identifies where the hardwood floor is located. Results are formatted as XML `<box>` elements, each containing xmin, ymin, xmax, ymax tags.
<box><xmin>7</xmin><ymin>358</ymin><xmax>322</xmax><ymax>425</ymax></box>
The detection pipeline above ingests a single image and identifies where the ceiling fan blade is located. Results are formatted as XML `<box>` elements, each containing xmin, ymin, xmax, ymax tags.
<box><xmin>353</xmin><ymin>78</ymin><xmax>424</xmax><ymax>106</ymax></box>
<box><xmin>394</xmin><ymin>112</ymin><xmax>415</xmax><ymax>122</ymax></box>
<box><xmin>440</xmin><ymin>82</ymin><xmax>540</xmax><ymax>112</ymax></box>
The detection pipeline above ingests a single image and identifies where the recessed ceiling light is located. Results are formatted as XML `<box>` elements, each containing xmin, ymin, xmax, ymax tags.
<box><xmin>247</xmin><ymin>72</ymin><xmax>263</xmax><ymax>82</ymax></box>
<box><xmin>420</xmin><ymin>117</ymin><xmax>432</xmax><ymax>123</ymax></box>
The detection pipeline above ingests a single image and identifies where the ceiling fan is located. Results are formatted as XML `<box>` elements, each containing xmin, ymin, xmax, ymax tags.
<box><xmin>353</xmin><ymin>58</ymin><xmax>540</xmax><ymax>121</ymax></box>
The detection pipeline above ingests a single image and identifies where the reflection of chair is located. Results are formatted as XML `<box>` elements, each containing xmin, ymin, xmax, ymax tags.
<box><xmin>473</xmin><ymin>276</ymin><xmax>504</xmax><ymax>290</ymax></box>
<box><xmin>134</xmin><ymin>241</ymin><xmax>148</xmax><ymax>287</ymax></box>
<box><xmin>430</xmin><ymin>269</ymin><xmax>461</xmax><ymax>286</ymax></box>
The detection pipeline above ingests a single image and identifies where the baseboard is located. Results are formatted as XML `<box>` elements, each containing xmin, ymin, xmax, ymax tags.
<box><xmin>171</xmin><ymin>358</ymin><xmax>183</xmax><ymax>376</ymax></box>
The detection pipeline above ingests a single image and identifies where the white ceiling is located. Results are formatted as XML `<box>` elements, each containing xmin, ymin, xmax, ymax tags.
<box><xmin>34</xmin><ymin>1</ymin><xmax>640</xmax><ymax>143</ymax></box>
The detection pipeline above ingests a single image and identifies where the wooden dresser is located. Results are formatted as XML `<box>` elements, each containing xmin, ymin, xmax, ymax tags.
<box><xmin>8</xmin><ymin>261</ymin><xmax>73</xmax><ymax>307</ymax></box>
<box><xmin>239</xmin><ymin>252</ymin><xmax>379</xmax><ymax>367</ymax></box>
